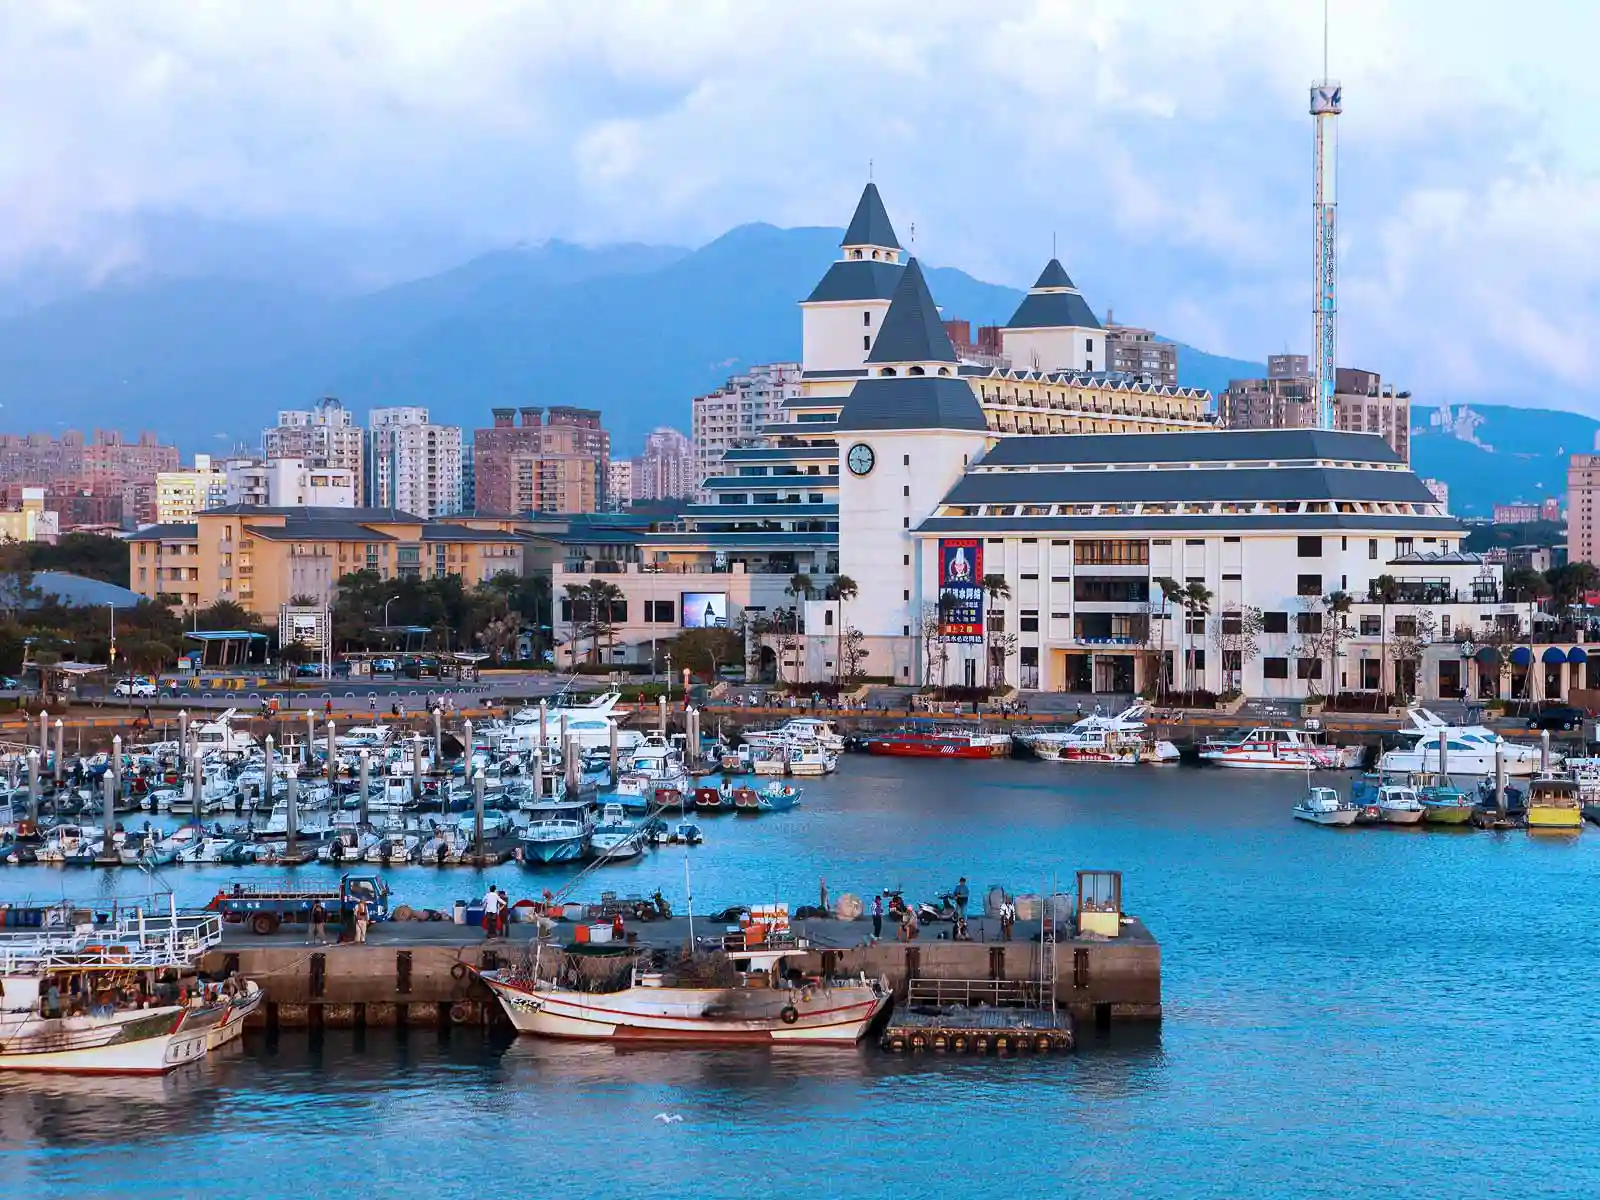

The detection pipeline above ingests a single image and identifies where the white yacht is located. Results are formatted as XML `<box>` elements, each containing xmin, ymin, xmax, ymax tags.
<box><xmin>191</xmin><ymin>709</ymin><xmax>259</xmax><ymax>757</ymax></box>
<box><xmin>1025</xmin><ymin>703</ymin><xmax>1180</xmax><ymax>765</ymax></box>
<box><xmin>1200</xmin><ymin>726</ymin><xmax>1361</xmax><ymax>771</ymax></box>
<box><xmin>1376</xmin><ymin>708</ymin><xmax>1544</xmax><ymax>778</ymax></box>
<box><xmin>744</xmin><ymin>718</ymin><xmax>846</xmax><ymax>755</ymax></box>
<box><xmin>1293</xmin><ymin>786</ymin><xmax>1358</xmax><ymax>826</ymax></box>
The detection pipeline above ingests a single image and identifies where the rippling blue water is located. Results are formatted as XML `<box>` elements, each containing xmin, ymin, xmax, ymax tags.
<box><xmin>4</xmin><ymin>758</ymin><xmax>1599</xmax><ymax>1198</ymax></box>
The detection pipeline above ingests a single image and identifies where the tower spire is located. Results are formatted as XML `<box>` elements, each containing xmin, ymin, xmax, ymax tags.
<box><xmin>1311</xmin><ymin>0</ymin><xmax>1341</xmax><ymax>430</ymax></box>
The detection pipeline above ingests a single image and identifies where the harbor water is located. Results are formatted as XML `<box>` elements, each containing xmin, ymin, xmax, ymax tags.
<box><xmin>5</xmin><ymin>757</ymin><xmax>1599</xmax><ymax>1198</ymax></box>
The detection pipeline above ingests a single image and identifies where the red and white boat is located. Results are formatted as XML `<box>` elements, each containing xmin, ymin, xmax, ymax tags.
<box><xmin>1022</xmin><ymin>703</ymin><xmax>1180</xmax><ymax>765</ymax></box>
<box><xmin>864</xmin><ymin>722</ymin><xmax>1011</xmax><ymax>759</ymax></box>
<box><xmin>479</xmin><ymin>911</ymin><xmax>888</xmax><ymax>1045</ymax></box>
<box><xmin>1198</xmin><ymin>726</ymin><xmax>1361</xmax><ymax>771</ymax></box>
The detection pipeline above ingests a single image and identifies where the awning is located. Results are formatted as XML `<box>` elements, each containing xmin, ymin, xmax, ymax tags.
<box><xmin>1569</xmin><ymin>647</ymin><xmax>1589</xmax><ymax>665</ymax></box>
<box><xmin>1510</xmin><ymin>646</ymin><xmax>1533</xmax><ymax>667</ymax></box>
<box><xmin>1475</xmin><ymin>647</ymin><xmax>1502</xmax><ymax>665</ymax></box>
<box><xmin>1542</xmin><ymin>646</ymin><xmax>1568</xmax><ymax>664</ymax></box>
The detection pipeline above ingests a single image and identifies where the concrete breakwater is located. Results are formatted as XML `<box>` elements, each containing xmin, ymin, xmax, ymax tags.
<box><xmin>203</xmin><ymin>916</ymin><xmax>1161</xmax><ymax>1031</ymax></box>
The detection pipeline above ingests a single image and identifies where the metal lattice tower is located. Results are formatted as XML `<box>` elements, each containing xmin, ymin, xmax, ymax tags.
<box><xmin>1311</xmin><ymin>8</ymin><xmax>1341</xmax><ymax>430</ymax></box>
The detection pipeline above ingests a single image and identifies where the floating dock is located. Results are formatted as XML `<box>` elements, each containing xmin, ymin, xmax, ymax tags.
<box><xmin>880</xmin><ymin>978</ymin><xmax>1074</xmax><ymax>1054</ymax></box>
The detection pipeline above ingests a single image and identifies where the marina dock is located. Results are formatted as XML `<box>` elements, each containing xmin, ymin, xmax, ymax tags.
<box><xmin>202</xmin><ymin>913</ymin><xmax>1160</xmax><ymax>1032</ymax></box>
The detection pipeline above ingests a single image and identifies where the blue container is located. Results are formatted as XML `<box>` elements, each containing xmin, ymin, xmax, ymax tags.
<box><xmin>466</xmin><ymin>903</ymin><xmax>485</xmax><ymax>928</ymax></box>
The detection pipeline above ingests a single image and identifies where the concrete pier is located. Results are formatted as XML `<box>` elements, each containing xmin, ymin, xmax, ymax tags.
<box><xmin>202</xmin><ymin>914</ymin><xmax>1161</xmax><ymax>1030</ymax></box>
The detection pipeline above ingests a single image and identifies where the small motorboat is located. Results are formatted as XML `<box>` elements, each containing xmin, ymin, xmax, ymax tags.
<box><xmin>1293</xmin><ymin>786</ymin><xmax>1358</xmax><ymax>827</ymax></box>
<box><xmin>1418</xmin><ymin>784</ymin><xmax>1476</xmax><ymax>826</ymax></box>
<box><xmin>647</xmin><ymin>821</ymin><xmax>703</xmax><ymax>846</ymax></box>
<box><xmin>757</xmin><ymin>782</ymin><xmax>801</xmax><ymax>812</ymax></box>
<box><xmin>1525</xmin><ymin>776</ymin><xmax>1583</xmax><ymax>831</ymax></box>
<box><xmin>1375</xmin><ymin>784</ymin><xmax>1425</xmax><ymax>825</ymax></box>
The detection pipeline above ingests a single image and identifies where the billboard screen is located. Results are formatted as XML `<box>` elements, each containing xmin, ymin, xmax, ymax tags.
<box><xmin>937</xmin><ymin>538</ymin><xmax>984</xmax><ymax>643</ymax></box>
<box><xmin>681</xmin><ymin>592</ymin><xmax>730</xmax><ymax>629</ymax></box>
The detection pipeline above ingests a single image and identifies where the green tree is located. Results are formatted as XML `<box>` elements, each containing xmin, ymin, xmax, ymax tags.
<box><xmin>1369</xmin><ymin>574</ymin><xmax>1399</xmax><ymax>698</ymax></box>
<box><xmin>661</xmin><ymin>627</ymin><xmax>742</xmax><ymax>678</ymax></box>
<box><xmin>1321</xmin><ymin>590</ymin><xmax>1353</xmax><ymax>699</ymax></box>
<box><xmin>828</xmin><ymin>575</ymin><xmax>859</xmax><ymax>684</ymax></box>
<box><xmin>1153</xmin><ymin>576</ymin><xmax>1184</xmax><ymax>698</ymax></box>
<box><xmin>1181</xmin><ymin>582</ymin><xmax>1213</xmax><ymax>693</ymax></box>
<box><xmin>786</xmin><ymin>573</ymin><xmax>814</xmax><ymax>604</ymax></box>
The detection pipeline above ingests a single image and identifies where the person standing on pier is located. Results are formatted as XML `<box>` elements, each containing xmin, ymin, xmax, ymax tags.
<box><xmin>872</xmin><ymin>894</ymin><xmax>883</xmax><ymax>940</ymax></box>
<box><xmin>310</xmin><ymin>899</ymin><xmax>327</xmax><ymax>945</ymax></box>
<box><xmin>954</xmin><ymin>878</ymin><xmax>970</xmax><ymax>920</ymax></box>
<box><xmin>353</xmin><ymin>898</ymin><xmax>370</xmax><ymax>944</ymax></box>
<box><xmin>999</xmin><ymin>899</ymin><xmax>1015</xmax><ymax>942</ymax></box>
<box><xmin>482</xmin><ymin>885</ymin><xmax>502</xmax><ymax>940</ymax></box>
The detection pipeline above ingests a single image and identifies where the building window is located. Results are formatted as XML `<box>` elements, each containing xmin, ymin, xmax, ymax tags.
<box><xmin>863</xmin><ymin>311</ymin><xmax>872</xmax><ymax>326</ymax></box>
<box><xmin>1360</xmin><ymin>615</ymin><xmax>1380</xmax><ymax>636</ymax></box>
<box><xmin>1020</xmin><ymin>613</ymin><xmax>1039</xmax><ymax>633</ymax></box>
<box><xmin>1263</xmin><ymin>611</ymin><xmax>1289</xmax><ymax>634</ymax></box>
<box><xmin>902</xmin><ymin>517</ymin><xmax>909</xmax><ymax>529</ymax></box>
<box><xmin>1368</xmin><ymin>538</ymin><xmax>1379</xmax><ymax>560</ymax></box>
<box><xmin>903</xmin><ymin>554</ymin><xmax>910</xmax><ymax>566</ymax></box>
<box><xmin>1297</xmin><ymin>536</ymin><xmax>1322</xmax><ymax>557</ymax></box>
<box><xmin>903</xmin><ymin>454</ymin><xmax>911</xmax><ymax>467</ymax></box>
<box><xmin>1296</xmin><ymin>611</ymin><xmax>1324</xmax><ymax>634</ymax></box>
<box><xmin>1074</xmin><ymin>539</ymin><xmax>1149</xmax><ymax>566</ymax></box>
<box><xmin>1297</xmin><ymin>658</ymin><xmax>1324</xmax><ymax>680</ymax></box>
<box><xmin>863</xmin><ymin>336</ymin><xmax>870</xmax><ymax>351</ymax></box>
<box><xmin>1441</xmin><ymin>614</ymin><xmax>1451</xmax><ymax>638</ymax></box>
<box><xmin>824</xmin><ymin>611</ymin><xmax>834</xmax><ymax>627</ymax></box>
<box><xmin>1262</xmin><ymin>657</ymin><xmax>1289</xmax><ymax>680</ymax></box>
<box><xmin>903</xmin><ymin>485</ymin><xmax>910</xmax><ymax>498</ymax></box>
<box><xmin>1296</xmin><ymin>574</ymin><xmax>1323</xmax><ymax>597</ymax></box>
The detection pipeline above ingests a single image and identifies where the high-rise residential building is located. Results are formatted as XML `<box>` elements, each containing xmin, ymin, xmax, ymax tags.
<box><xmin>1494</xmin><ymin>501</ymin><xmax>1546</xmax><ymax>525</ymax></box>
<box><xmin>366</xmin><ymin>407</ymin><xmax>463</xmax><ymax>519</ymax></box>
<box><xmin>691</xmin><ymin>362</ymin><xmax>800</xmax><ymax>485</ymax></box>
<box><xmin>1333</xmin><ymin>367</ymin><xmax>1411</xmax><ymax>463</ymax></box>
<box><xmin>0</xmin><ymin>429</ymin><xmax>178</xmax><ymax>492</ymax></box>
<box><xmin>1104</xmin><ymin>321</ymin><xmax>1179</xmax><ymax>387</ymax></box>
<box><xmin>607</xmin><ymin>459</ymin><xmax>634</xmax><ymax>509</ymax></box>
<box><xmin>155</xmin><ymin>454</ymin><xmax>229</xmax><ymax>524</ymax></box>
<box><xmin>633</xmin><ymin>427</ymin><xmax>695</xmax><ymax>501</ymax></box>
<box><xmin>223</xmin><ymin>457</ymin><xmax>358</xmax><ymax>508</ymax></box>
<box><xmin>1221</xmin><ymin>355</ymin><xmax>1316</xmax><ymax>431</ymax></box>
<box><xmin>473</xmin><ymin>406</ymin><xmax>610</xmax><ymax>514</ymax></box>
<box><xmin>459</xmin><ymin>443</ymin><xmax>476</xmax><ymax>513</ymax></box>
<box><xmin>1568</xmin><ymin>455</ymin><xmax>1600</xmax><ymax>565</ymax></box>
<box><xmin>1422</xmin><ymin>478</ymin><xmax>1450</xmax><ymax>511</ymax></box>
<box><xmin>263</xmin><ymin>397</ymin><xmax>366</xmax><ymax>503</ymax></box>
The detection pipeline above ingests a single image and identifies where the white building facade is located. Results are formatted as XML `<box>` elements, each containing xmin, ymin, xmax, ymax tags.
<box><xmin>223</xmin><ymin>457</ymin><xmax>358</xmax><ymax>508</ymax></box>
<box><xmin>264</xmin><ymin>398</ymin><xmax>366</xmax><ymax>503</ymax></box>
<box><xmin>633</xmin><ymin>427</ymin><xmax>697</xmax><ymax>501</ymax></box>
<box><xmin>367</xmin><ymin>407</ymin><xmax>464</xmax><ymax>519</ymax></box>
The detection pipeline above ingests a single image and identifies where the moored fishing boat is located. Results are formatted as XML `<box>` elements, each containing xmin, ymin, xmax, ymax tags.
<box><xmin>1524</xmin><ymin>776</ymin><xmax>1583</xmax><ymax>831</ymax></box>
<box><xmin>1292</xmin><ymin>786</ymin><xmax>1358</xmax><ymax>826</ymax></box>
<box><xmin>1418</xmin><ymin>783</ymin><xmax>1476</xmax><ymax>825</ymax></box>
<box><xmin>478</xmin><ymin>911</ymin><xmax>888</xmax><ymax>1044</ymax></box>
<box><xmin>1026</xmin><ymin>703</ymin><xmax>1180</xmax><ymax>765</ymax></box>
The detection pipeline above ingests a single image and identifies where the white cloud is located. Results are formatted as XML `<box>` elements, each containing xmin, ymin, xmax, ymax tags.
<box><xmin>1</xmin><ymin>0</ymin><xmax>1598</xmax><ymax>408</ymax></box>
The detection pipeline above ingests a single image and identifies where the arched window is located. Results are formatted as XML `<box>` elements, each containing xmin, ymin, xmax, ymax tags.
<box><xmin>871</xmin><ymin>250</ymin><xmax>880</xmax><ymax>260</ymax></box>
<box><xmin>879</xmin><ymin>367</ymin><xmax>897</xmax><ymax>376</ymax></box>
<box><xmin>851</xmin><ymin>249</ymin><xmax>863</xmax><ymax>260</ymax></box>
<box><xmin>937</xmin><ymin>367</ymin><xmax>951</xmax><ymax>376</ymax></box>
<box><xmin>908</xmin><ymin>365</ymin><xmax>926</xmax><ymax>376</ymax></box>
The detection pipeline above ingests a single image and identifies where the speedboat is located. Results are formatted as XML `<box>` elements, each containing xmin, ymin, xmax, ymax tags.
<box><xmin>1026</xmin><ymin>703</ymin><xmax>1180</xmax><ymax>765</ymax></box>
<box><xmin>1377</xmin><ymin>708</ymin><xmax>1545</xmax><ymax>778</ymax></box>
<box><xmin>1374</xmin><ymin>785</ymin><xmax>1425</xmax><ymax>825</ymax></box>
<box><xmin>590</xmin><ymin>804</ymin><xmax>645</xmax><ymax>862</ymax></box>
<box><xmin>177</xmin><ymin>836</ymin><xmax>256</xmax><ymax>865</ymax></box>
<box><xmin>365</xmin><ymin>833</ymin><xmax>422</xmax><ymax>864</ymax></box>
<box><xmin>1418</xmin><ymin>783</ymin><xmax>1476</xmax><ymax>825</ymax></box>
<box><xmin>1525</xmin><ymin>776</ymin><xmax>1583</xmax><ymax>831</ymax></box>
<box><xmin>744</xmin><ymin>718</ymin><xmax>846</xmax><ymax>755</ymax></box>
<box><xmin>1293</xmin><ymin>786</ymin><xmax>1358</xmax><ymax>826</ymax></box>
<box><xmin>517</xmin><ymin>818</ymin><xmax>590</xmax><ymax>864</ymax></box>
<box><xmin>1201</xmin><ymin>727</ymin><xmax>1359</xmax><ymax>771</ymax></box>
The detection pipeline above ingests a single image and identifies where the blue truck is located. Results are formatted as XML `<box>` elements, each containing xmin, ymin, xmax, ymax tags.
<box><xmin>208</xmin><ymin>875</ymin><xmax>391</xmax><ymax>936</ymax></box>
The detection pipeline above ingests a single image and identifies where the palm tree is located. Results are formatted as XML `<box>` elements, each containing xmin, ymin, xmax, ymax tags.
<box><xmin>786</xmin><ymin>573</ymin><xmax>814</xmax><ymax>604</ymax></box>
<box><xmin>1181</xmin><ymin>582</ymin><xmax>1213</xmax><ymax>694</ymax></box>
<box><xmin>584</xmin><ymin>579</ymin><xmax>626</xmax><ymax>666</ymax></box>
<box><xmin>561</xmin><ymin>583</ymin><xmax>591</xmax><ymax>666</ymax></box>
<box><xmin>1154</xmin><ymin>576</ymin><xmax>1183</xmax><ymax>698</ymax></box>
<box><xmin>981</xmin><ymin>573</ymin><xmax>1011</xmax><ymax>688</ymax></box>
<box><xmin>830</xmin><ymin>575</ymin><xmax>859</xmax><ymax>685</ymax></box>
<box><xmin>1321</xmin><ymin>590</ymin><xmax>1352</xmax><ymax>701</ymax></box>
<box><xmin>1370</xmin><ymin>574</ymin><xmax>1399</xmax><ymax>700</ymax></box>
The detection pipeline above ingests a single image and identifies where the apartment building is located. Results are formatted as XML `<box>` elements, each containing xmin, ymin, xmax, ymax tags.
<box><xmin>632</xmin><ymin>427</ymin><xmax>696</xmax><ymax>501</ymax></box>
<box><xmin>223</xmin><ymin>457</ymin><xmax>358</xmax><ymax>508</ymax></box>
<box><xmin>473</xmin><ymin>406</ymin><xmax>610</xmax><ymax>514</ymax></box>
<box><xmin>1104</xmin><ymin>321</ymin><xmax>1179</xmax><ymax>387</ymax></box>
<box><xmin>690</xmin><ymin>362</ymin><xmax>800</xmax><ymax>486</ymax></box>
<box><xmin>263</xmin><ymin>398</ymin><xmax>366</xmax><ymax>503</ymax></box>
<box><xmin>366</xmin><ymin>407</ymin><xmax>464</xmax><ymax>519</ymax></box>
<box><xmin>155</xmin><ymin>455</ymin><xmax>229</xmax><ymax>523</ymax></box>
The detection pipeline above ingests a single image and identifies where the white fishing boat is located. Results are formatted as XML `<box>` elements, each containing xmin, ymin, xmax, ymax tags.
<box><xmin>1376</xmin><ymin>707</ymin><xmax>1544</xmax><ymax>778</ymax></box>
<box><xmin>364</xmin><ymin>833</ymin><xmax>422</xmax><ymax>864</ymax></box>
<box><xmin>176</xmin><ymin>835</ymin><xmax>256</xmax><ymax>865</ymax></box>
<box><xmin>1026</xmin><ymin>703</ymin><xmax>1180</xmax><ymax>765</ymax></box>
<box><xmin>1293</xmin><ymin>786</ymin><xmax>1358</xmax><ymax>826</ymax></box>
<box><xmin>1375</xmin><ymin>784</ymin><xmax>1425</xmax><ymax>825</ymax></box>
<box><xmin>615</xmin><ymin>736</ymin><xmax>692</xmax><ymax>797</ymax></box>
<box><xmin>1200</xmin><ymin>726</ymin><xmax>1359</xmax><ymax>771</ymax></box>
<box><xmin>785</xmin><ymin>745</ymin><xmax>837</xmax><ymax>777</ymax></box>
<box><xmin>479</xmin><ymin>912</ymin><xmax>888</xmax><ymax>1044</ymax></box>
<box><xmin>744</xmin><ymin>718</ymin><xmax>846</xmax><ymax>755</ymax></box>
<box><xmin>191</xmin><ymin>709</ymin><xmax>258</xmax><ymax>757</ymax></box>
<box><xmin>0</xmin><ymin>904</ymin><xmax>233</xmax><ymax>1074</ymax></box>
<box><xmin>336</xmin><ymin>724</ymin><xmax>393</xmax><ymax>750</ymax></box>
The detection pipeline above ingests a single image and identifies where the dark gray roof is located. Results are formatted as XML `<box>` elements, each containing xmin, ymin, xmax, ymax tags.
<box><xmin>799</xmin><ymin>369</ymin><xmax>868</xmax><ymax>379</ymax></box>
<box><xmin>684</xmin><ymin>503</ymin><xmax>839</xmax><ymax>519</ymax></box>
<box><xmin>804</xmin><ymin>259</ymin><xmax>904</xmax><ymax>303</ymax></box>
<box><xmin>835</xmin><ymin>376</ymin><xmax>987</xmax><ymax>433</ymax></box>
<box><xmin>865</xmin><ymin>259</ymin><xmax>957</xmax><ymax>364</ymax></box>
<box><xmin>1005</xmin><ymin>288</ymin><xmax>1102</xmax><ymax>331</ymax></box>
<box><xmin>942</xmin><ymin>467</ymin><xmax>1441</xmax><ymax>507</ymax></box>
<box><xmin>421</xmin><ymin>523</ymin><xmax>525</xmax><ymax>542</ymax></box>
<box><xmin>699</xmin><ymin>474</ymin><xmax>837</xmax><ymax>490</ymax></box>
<box><xmin>721</xmin><ymin>446</ymin><xmax>837</xmax><ymax>461</ymax></box>
<box><xmin>642</xmin><ymin>531</ymin><xmax>839</xmax><ymax>547</ymax></box>
<box><xmin>127</xmin><ymin>522</ymin><xmax>198</xmax><ymax>541</ymax></box>
<box><xmin>204</xmin><ymin>504</ymin><xmax>426</xmax><ymax>522</ymax></box>
<box><xmin>1033</xmin><ymin>258</ymin><xmax>1076</xmax><ymax>289</ymax></box>
<box><xmin>841</xmin><ymin>182</ymin><xmax>900</xmax><ymax>249</ymax></box>
<box><xmin>248</xmin><ymin>522</ymin><xmax>397</xmax><ymax>542</ymax></box>
<box><xmin>916</xmin><ymin>514</ymin><xmax>1465</xmax><ymax>535</ymax></box>
<box><xmin>18</xmin><ymin>571</ymin><xmax>146</xmax><ymax>609</ymax></box>
<box><xmin>979</xmin><ymin>428</ymin><xmax>1404</xmax><ymax>467</ymax></box>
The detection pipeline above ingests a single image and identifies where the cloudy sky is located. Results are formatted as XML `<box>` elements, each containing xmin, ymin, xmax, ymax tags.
<box><xmin>4</xmin><ymin>0</ymin><xmax>1598</xmax><ymax>409</ymax></box>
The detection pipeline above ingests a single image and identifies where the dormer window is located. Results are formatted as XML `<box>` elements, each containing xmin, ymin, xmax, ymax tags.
<box><xmin>872</xmin><ymin>250</ymin><xmax>880</xmax><ymax>260</ymax></box>
<box><xmin>852</xmin><ymin>249</ymin><xmax>863</xmax><ymax>260</ymax></box>
<box><xmin>879</xmin><ymin>367</ymin><xmax>897</xmax><ymax>376</ymax></box>
<box><xmin>908</xmin><ymin>366</ymin><xmax>925</xmax><ymax>376</ymax></box>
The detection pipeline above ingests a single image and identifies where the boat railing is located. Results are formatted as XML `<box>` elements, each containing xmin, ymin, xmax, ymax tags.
<box><xmin>0</xmin><ymin>911</ymin><xmax>222</xmax><ymax>972</ymax></box>
<box><xmin>906</xmin><ymin>977</ymin><xmax>1042</xmax><ymax>1010</ymax></box>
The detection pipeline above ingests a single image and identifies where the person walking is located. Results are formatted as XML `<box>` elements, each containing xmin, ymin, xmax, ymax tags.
<box><xmin>482</xmin><ymin>885</ymin><xmax>502</xmax><ymax>940</ymax></box>
<box><xmin>353</xmin><ymin>898</ymin><xmax>370</xmax><ymax>944</ymax></box>
<box><xmin>872</xmin><ymin>893</ymin><xmax>883</xmax><ymax>940</ymax></box>
<box><xmin>368</xmin><ymin>693</ymin><xmax>378</xmax><ymax>716</ymax></box>
<box><xmin>999</xmin><ymin>899</ymin><xmax>1015</xmax><ymax>943</ymax></box>
<box><xmin>954</xmin><ymin>877</ymin><xmax>970</xmax><ymax>920</ymax></box>
<box><xmin>324</xmin><ymin>697</ymin><xmax>333</xmax><ymax>717</ymax></box>
<box><xmin>310</xmin><ymin>899</ymin><xmax>327</xmax><ymax>945</ymax></box>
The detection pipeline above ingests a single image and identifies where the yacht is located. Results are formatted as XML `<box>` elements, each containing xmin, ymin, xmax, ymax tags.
<box><xmin>1377</xmin><ymin>708</ymin><xmax>1545</xmax><ymax>778</ymax></box>
<box><xmin>744</xmin><ymin>718</ymin><xmax>846</xmax><ymax>755</ymax></box>
<box><xmin>1026</xmin><ymin>703</ymin><xmax>1180</xmax><ymax>765</ymax></box>
<box><xmin>191</xmin><ymin>709</ymin><xmax>259</xmax><ymax>758</ymax></box>
<box><xmin>336</xmin><ymin>725</ymin><xmax>393</xmax><ymax>750</ymax></box>
<box><xmin>1200</xmin><ymin>726</ymin><xmax>1360</xmax><ymax>771</ymax></box>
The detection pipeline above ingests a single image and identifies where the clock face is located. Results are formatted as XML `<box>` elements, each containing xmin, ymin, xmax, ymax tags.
<box><xmin>847</xmin><ymin>443</ymin><xmax>875</xmax><ymax>476</ymax></box>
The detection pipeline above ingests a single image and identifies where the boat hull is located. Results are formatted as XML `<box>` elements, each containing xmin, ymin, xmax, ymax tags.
<box><xmin>1293</xmin><ymin>808</ymin><xmax>1357</xmax><ymax>826</ymax></box>
<box><xmin>0</xmin><ymin>1008</ymin><xmax>212</xmax><ymax>1075</ymax></box>
<box><xmin>1526</xmin><ymin>806</ymin><xmax>1583</xmax><ymax>830</ymax></box>
<box><xmin>865</xmin><ymin>738</ymin><xmax>1008</xmax><ymax>759</ymax></box>
<box><xmin>482</xmin><ymin>975</ymin><xmax>887</xmax><ymax>1045</ymax></box>
<box><xmin>1377</xmin><ymin>806</ymin><xmax>1425</xmax><ymax>825</ymax></box>
<box><xmin>518</xmin><ymin>838</ymin><xmax>588</xmax><ymax>865</ymax></box>
<box><xmin>1421</xmin><ymin>805</ymin><xmax>1476</xmax><ymax>825</ymax></box>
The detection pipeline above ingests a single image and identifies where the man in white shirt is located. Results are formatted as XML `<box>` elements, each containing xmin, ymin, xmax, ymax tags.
<box><xmin>482</xmin><ymin>885</ymin><xmax>503</xmax><ymax>940</ymax></box>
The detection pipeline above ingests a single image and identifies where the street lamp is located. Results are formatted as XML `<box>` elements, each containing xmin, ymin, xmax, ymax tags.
<box><xmin>107</xmin><ymin>603</ymin><xmax>116</xmax><ymax>670</ymax></box>
<box><xmin>665</xmin><ymin>652</ymin><xmax>673</xmax><ymax>703</ymax></box>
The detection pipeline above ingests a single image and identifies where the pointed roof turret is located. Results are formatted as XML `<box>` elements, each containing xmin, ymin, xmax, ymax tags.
<box><xmin>841</xmin><ymin>182</ymin><xmax>901</xmax><ymax>251</ymax></box>
<box><xmin>865</xmin><ymin>258</ymin><xmax>956</xmax><ymax>364</ymax></box>
<box><xmin>1005</xmin><ymin>257</ymin><xmax>1102</xmax><ymax>330</ymax></box>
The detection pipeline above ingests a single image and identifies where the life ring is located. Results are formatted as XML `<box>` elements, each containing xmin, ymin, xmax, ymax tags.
<box><xmin>449</xmin><ymin>1002</ymin><xmax>472</xmax><ymax>1025</ymax></box>
<box><xmin>450</xmin><ymin>962</ymin><xmax>469</xmax><ymax>980</ymax></box>
<box><xmin>779</xmin><ymin>1005</ymin><xmax>799</xmax><ymax>1025</ymax></box>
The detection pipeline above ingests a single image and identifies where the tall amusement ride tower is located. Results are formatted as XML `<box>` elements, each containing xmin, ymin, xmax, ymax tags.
<box><xmin>1311</xmin><ymin>18</ymin><xmax>1341</xmax><ymax>430</ymax></box>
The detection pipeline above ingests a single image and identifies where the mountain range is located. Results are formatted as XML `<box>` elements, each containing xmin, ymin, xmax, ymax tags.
<box><xmin>0</xmin><ymin>222</ymin><xmax>1258</xmax><ymax>455</ymax></box>
<box><xmin>0</xmin><ymin>220</ymin><xmax>1584</xmax><ymax>519</ymax></box>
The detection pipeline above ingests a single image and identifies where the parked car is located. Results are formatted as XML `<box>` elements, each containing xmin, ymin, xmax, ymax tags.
<box><xmin>0</xmin><ymin>676</ymin><xmax>20</xmax><ymax>690</ymax></box>
<box><xmin>113</xmin><ymin>677</ymin><xmax>158</xmax><ymax>698</ymax></box>
<box><xmin>372</xmin><ymin>658</ymin><xmax>398</xmax><ymax>674</ymax></box>
<box><xmin>294</xmin><ymin>663</ymin><xmax>322</xmax><ymax>678</ymax></box>
<box><xmin>1527</xmin><ymin>704</ymin><xmax>1587</xmax><ymax>732</ymax></box>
